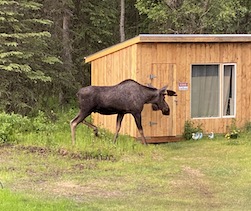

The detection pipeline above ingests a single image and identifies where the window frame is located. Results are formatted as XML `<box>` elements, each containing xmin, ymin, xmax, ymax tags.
<box><xmin>222</xmin><ymin>63</ymin><xmax>236</xmax><ymax>118</ymax></box>
<box><xmin>190</xmin><ymin>63</ymin><xmax>236</xmax><ymax>119</ymax></box>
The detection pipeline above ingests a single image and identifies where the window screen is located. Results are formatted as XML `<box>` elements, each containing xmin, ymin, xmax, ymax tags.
<box><xmin>191</xmin><ymin>65</ymin><xmax>219</xmax><ymax>118</ymax></box>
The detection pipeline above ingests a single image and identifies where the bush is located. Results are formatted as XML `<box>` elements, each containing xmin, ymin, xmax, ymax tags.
<box><xmin>183</xmin><ymin>120</ymin><xmax>203</xmax><ymax>140</ymax></box>
<box><xmin>243</xmin><ymin>121</ymin><xmax>251</xmax><ymax>133</ymax></box>
<box><xmin>0</xmin><ymin>112</ymin><xmax>31</xmax><ymax>143</ymax></box>
<box><xmin>0</xmin><ymin>111</ymin><xmax>57</xmax><ymax>143</ymax></box>
<box><xmin>225</xmin><ymin>119</ymin><xmax>241</xmax><ymax>139</ymax></box>
<box><xmin>32</xmin><ymin>110</ymin><xmax>57</xmax><ymax>132</ymax></box>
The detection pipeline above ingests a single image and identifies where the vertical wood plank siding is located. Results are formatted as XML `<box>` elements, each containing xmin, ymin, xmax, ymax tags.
<box><xmin>91</xmin><ymin>45</ymin><xmax>138</xmax><ymax>136</ymax></box>
<box><xmin>87</xmin><ymin>35</ymin><xmax>251</xmax><ymax>138</ymax></box>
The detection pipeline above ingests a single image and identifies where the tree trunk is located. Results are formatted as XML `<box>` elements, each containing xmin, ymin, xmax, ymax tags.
<box><xmin>62</xmin><ymin>8</ymin><xmax>73</xmax><ymax>69</ymax></box>
<box><xmin>61</xmin><ymin>8</ymin><xmax>73</xmax><ymax>106</ymax></box>
<box><xmin>120</xmin><ymin>0</ymin><xmax>125</xmax><ymax>42</ymax></box>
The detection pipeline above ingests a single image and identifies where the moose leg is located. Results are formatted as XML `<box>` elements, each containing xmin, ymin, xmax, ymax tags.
<box><xmin>70</xmin><ymin>111</ymin><xmax>90</xmax><ymax>145</ymax></box>
<box><xmin>132</xmin><ymin>113</ymin><xmax>147</xmax><ymax>145</ymax></box>
<box><xmin>82</xmin><ymin>120</ymin><xmax>98</xmax><ymax>136</ymax></box>
<box><xmin>113</xmin><ymin>113</ymin><xmax>124</xmax><ymax>144</ymax></box>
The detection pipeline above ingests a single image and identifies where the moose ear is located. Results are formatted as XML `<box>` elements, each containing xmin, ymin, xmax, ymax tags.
<box><xmin>166</xmin><ymin>90</ymin><xmax>177</xmax><ymax>96</ymax></box>
<box><xmin>159</xmin><ymin>86</ymin><xmax>168</xmax><ymax>94</ymax></box>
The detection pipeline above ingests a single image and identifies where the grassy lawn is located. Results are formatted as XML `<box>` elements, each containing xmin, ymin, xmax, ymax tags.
<box><xmin>1</xmin><ymin>132</ymin><xmax>251</xmax><ymax>210</ymax></box>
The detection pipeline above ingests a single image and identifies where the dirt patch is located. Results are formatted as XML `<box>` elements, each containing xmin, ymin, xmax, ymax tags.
<box><xmin>171</xmin><ymin>165</ymin><xmax>214</xmax><ymax>200</ymax></box>
<box><xmin>12</xmin><ymin>145</ymin><xmax>115</xmax><ymax>161</ymax></box>
<box><xmin>0</xmin><ymin>144</ymin><xmax>122</xmax><ymax>201</ymax></box>
<box><xmin>11</xmin><ymin>178</ymin><xmax>125</xmax><ymax>202</ymax></box>
<box><xmin>50</xmin><ymin>180</ymin><xmax>124</xmax><ymax>201</ymax></box>
<box><xmin>182</xmin><ymin>166</ymin><xmax>205</xmax><ymax>178</ymax></box>
<box><xmin>17</xmin><ymin>145</ymin><xmax>51</xmax><ymax>156</ymax></box>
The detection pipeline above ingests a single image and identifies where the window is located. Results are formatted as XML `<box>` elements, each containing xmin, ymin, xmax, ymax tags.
<box><xmin>191</xmin><ymin>64</ymin><xmax>236</xmax><ymax>118</ymax></box>
<box><xmin>223</xmin><ymin>65</ymin><xmax>235</xmax><ymax>116</ymax></box>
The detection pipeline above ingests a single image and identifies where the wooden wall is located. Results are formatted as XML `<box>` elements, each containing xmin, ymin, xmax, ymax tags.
<box><xmin>90</xmin><ymin>41</ymin><xmax>251</xmax><ymax>137</ymax></box>
<box><xmin>137</xmin><ymin>42</ymin><xmax>251</xmax><ymax>136</ymax></box>
<box><xmin>91</xmin><ymin>45</ymin><xmax>138</xmax><ymax>136</ymax></box>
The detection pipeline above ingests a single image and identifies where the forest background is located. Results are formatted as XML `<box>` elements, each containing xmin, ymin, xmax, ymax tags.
<box><xmin>0</xmin><ymin>0</ymin><xmax>251</xmax><ymax>116</ymax></box>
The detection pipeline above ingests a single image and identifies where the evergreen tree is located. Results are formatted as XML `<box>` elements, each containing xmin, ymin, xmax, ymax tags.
<box><xmin>0</xmin><ymin>0</ymin><xmax>61</xmax><ymax>114</ymax></box>
<box><xmin>71</xmin><ymin>0</ymin><xmax>119</xmax><ymax>86</ymax></box>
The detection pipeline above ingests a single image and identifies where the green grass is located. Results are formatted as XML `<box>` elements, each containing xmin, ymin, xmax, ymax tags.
<box><xmin>0</xmin><ymin>189</ymin><xmax>80</xmax><ymax>211</ymax></box>
<box><xmin>1</xmin><ymin>111</ymin><xmax>251</xmax><ymax>210</ymax></box>
<box><xmin>1</xmin><ymin>138</ymin><xmax>251</xmax><ymax>210</ymax></box>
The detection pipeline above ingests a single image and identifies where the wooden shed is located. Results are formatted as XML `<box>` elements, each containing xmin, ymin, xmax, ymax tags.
<box><xmin>85</xmin><ymin>34</ymin><xmax>251</xmax><ymax>142</ymax></box>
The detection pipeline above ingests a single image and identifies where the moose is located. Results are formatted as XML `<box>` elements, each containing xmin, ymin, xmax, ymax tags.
<box><xmin>70</xmin><ymin>79</ymin><xmax>177</xmax><ymax>145</ymax></box>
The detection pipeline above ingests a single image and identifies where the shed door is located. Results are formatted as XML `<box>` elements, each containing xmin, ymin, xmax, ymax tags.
<box><xmin>142</xmin><ymin>63</ymin><xmax>177</xmax><ymax>137</ymax></box>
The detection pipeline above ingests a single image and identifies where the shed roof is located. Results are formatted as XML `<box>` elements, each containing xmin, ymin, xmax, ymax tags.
<box><xmin>85</xmin><ymin>34</ymin><xmax>251</xmax><ymax>63</ymax></box>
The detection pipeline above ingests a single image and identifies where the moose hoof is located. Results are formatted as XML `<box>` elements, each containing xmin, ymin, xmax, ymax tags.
<box><xmin>94</xmin><ymin>129</ymin><xmax>98</xmax><ymax>137</ymax></box>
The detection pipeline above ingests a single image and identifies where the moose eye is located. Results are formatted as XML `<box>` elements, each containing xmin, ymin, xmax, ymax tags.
<box><xmin>152</xmin><ymin>104</ymin><xmax>159</xmax><ymax>111</ymax></box>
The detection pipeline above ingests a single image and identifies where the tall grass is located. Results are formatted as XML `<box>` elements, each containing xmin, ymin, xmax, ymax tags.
<box><xmin>1</xmin><ymin>109</ymin><xmax>251</xmax><ymax>162</ymax></box>
<box><xmin>0</xmin><ymin>110</ymin><xmax>151</xmax><ymax>160</ymax></box>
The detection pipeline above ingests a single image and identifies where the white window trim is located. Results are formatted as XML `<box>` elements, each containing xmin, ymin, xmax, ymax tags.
<box><xmin>190</xmin><ymin>63</ymin><xmax>237</xmax><ymax>119</ymax></box>
<box><xmin>221</xmin><ymin>63</ymin><xmax>237</xmax><ymax>118</ymax></box>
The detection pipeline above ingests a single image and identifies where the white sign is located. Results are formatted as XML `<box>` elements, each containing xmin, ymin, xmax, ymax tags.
<box><xmin>178</xmin><ymin>82</ymin><xmax>188</xmax><ymax>91</ymax></box>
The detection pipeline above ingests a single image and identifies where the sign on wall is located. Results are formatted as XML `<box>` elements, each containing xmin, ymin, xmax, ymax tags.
<box><xmin>178</xmin><ymin>82</ymin><xmax>188</xmax><ymax>91</ymax></box>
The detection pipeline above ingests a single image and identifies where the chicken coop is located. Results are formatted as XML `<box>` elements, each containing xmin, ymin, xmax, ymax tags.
<box><xmin>85</xmin><ymin>34</ymin><xmax>251</xmax><ymax>142</ymax></box>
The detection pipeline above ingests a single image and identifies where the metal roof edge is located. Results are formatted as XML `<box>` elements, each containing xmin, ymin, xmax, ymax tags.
<box><xmin>85</xmin><ymin>34</ymin><xmax>251</xmax><ymax>63</ymax></box>
<box><xmin>85</xmin><ymin>36</ymin><xmax>140</xmax><ymax>63</ymax></box>
<box><xmin>138</xmin><ymin>34</ymin><xmax>251</xmax><ymax>42</ymax></box>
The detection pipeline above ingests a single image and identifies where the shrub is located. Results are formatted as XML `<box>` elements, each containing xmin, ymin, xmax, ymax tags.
<box><xmin>32</xmin><ymin>110</ymin><xmax>57</xmax><ymax>132</ymax></box>
<box><xmin>243</xmin><ymin>121</ymin><xmax>251</xmax><ymax>133</ymax></box>
<box><xmin>0</xmin><ymin>111</ymin><xmax>57</xmax><ymax>143</ymax></box>
<box><xmin>0</xmin><ymin>112</ymin><xmax>31</xmax><ymax>143</ymax></box>
<box><xmin>183</xmin><ymin>120</ymin><xmax>203</xmax><ymax>140</ymax></box>
<box><xmin>225</xmin><ymin>119</ymin><xmax>241</xmax><ymax>139</ymax></box>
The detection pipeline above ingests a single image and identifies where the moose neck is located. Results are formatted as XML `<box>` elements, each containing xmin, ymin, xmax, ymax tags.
<box><xmin>142</xmin><ymin>87</ymin><xmax>158</xmax><ymax>104</ymax></box>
